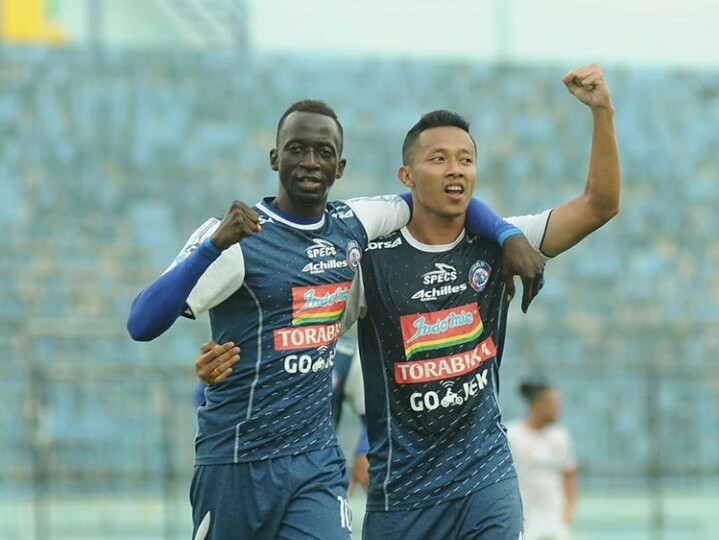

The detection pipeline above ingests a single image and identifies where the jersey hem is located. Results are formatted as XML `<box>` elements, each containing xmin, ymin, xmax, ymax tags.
<box><xmin>364</xmin><ymin>470</ymin><xmax>518</xmax><ymax>512</ymax></box>
<box><xmin>194</xmin><ymin>440</ymin><xmax>339</xmax><ymax>465</ymax></box>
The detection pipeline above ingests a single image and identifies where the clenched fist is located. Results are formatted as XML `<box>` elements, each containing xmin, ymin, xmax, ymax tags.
<box><xmin>562</xmin><ymin>64</ymin><xmax>613</xmax><ymax>111</ymax></box>
<box><xmin>211</xmin><ymin>200</ymin><xmax>261</xmax><ymax>250</ymax></box>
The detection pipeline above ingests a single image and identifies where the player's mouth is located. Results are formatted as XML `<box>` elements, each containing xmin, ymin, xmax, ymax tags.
<box><xmin>444</xmin><ymin>183</ymin><xmax>465</xmax><ymax>201</ymax></box>
<box><xmin>296</xmin><ymin>176</ymin><xmax>324</xmax><ymax>190</ymax></box>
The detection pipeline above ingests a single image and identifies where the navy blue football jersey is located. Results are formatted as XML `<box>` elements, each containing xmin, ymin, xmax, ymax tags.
<box><xmin>169</xmin><ymin>196</ymin><xmax>410</xmax><ymax>464</ymax></box>
<box><xmin>343</xmin><ymin>211</ymin><xmax>550</xmax><ymax>511</ymax></box>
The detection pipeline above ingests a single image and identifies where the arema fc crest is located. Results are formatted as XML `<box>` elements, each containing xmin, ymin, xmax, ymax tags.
<box><xmin>346</xmin><ymin>241</ymin><xmax>362</xmax><ymax>270</ymax></box>
<box><xmin>468</xmin><ymin>260</ymin><xmax>492</xmax><ymax>291</ymax></box>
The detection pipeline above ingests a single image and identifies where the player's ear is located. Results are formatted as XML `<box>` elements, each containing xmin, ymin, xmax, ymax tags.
<box><xmin>397</xmin><ymin>166</ymin><xmax>414</xmax><ymax>188</ymax></box>
<box><xmin>336</xmin><ymin>158</ymin><xmax>347</xmax><ymax>179</ymax></box>
<box><xmin>269</xmin><ymin>149</ymin><xmax>279</xmax><ymax>171</ymax></box>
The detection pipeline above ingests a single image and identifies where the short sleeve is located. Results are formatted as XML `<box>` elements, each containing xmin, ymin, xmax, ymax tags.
<box><xmin>168</xmin><ymin>218</ymin><xmax>247</xmax><ymax>317</ymax></box>
<box><xmin>340</xmin><ymin>270</ymin><xmax>367</xmax><ymax>332</ymax></box>
<box><xmin>505</xmin><ymin>209</ymin><xmax>552</xmax><ymax>254</ymax></box>
<box><xmin>559</xmin><ymin>426</ymin><xmax>578</xmax><ymax>471</ymax></box>
<box><xmin>345</xmin><ymin>195</ymin><xmax>411</xmax><ymax>241</ymax></box>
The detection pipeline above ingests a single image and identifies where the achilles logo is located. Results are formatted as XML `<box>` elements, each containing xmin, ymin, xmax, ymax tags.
<box><xmin>302</xmin><ymin>259</ymin><xmax>349</xmax><ymax>274</ymax></box>
<box><xmin>422</xmin><ymin>263</ymin><xmax>457</xmax><ymax>285</ymax></box>
<box><xmin>411</xmin><ymin>283</ymin><xmax>468</xmax><ymax>302</ymax></box>
<box><xmin>394</xmin><ymin>338</ymin><xmax>496</xmax><ymax>384</ymax></box>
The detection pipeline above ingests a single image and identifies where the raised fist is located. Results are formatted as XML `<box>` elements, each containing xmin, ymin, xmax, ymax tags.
<box><xmin>562</xmin><ymin>64</ymin><xmax>612</xmax><ymax>110</ymax></box>
<box><xmin>211</xmin><ymin>200</ymin><xmax>261</xmax><ymax>250</ymax></box>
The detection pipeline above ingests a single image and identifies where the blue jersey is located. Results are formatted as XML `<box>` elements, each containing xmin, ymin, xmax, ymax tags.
<box><xmin>170</xmin><ymin>196</ymin><xmax>410</xmax><ymax>465</ymax></box>
<box><xmin>344</xmin><ymin>212</ymin><xmax>550</xmax><ymax>512</ymax></box>
<box><xmin>194</xmin><ymin>334</ymin><xmax>360</xmax><ymax>429</ymax></box>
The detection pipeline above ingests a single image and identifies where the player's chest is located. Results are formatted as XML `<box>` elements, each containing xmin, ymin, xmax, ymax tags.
<box><xmin>240</xmin><ymin>226</ymin><xmax>362</xmax><ymax>308</ymax></box>
<box><xmin>370</xmin><ymin>242</ymin><xmax>501</xmax><ymax>315</ymax></box>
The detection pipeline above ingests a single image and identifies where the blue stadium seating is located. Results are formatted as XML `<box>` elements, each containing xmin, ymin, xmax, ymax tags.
<box><xmin>1</xmin><ymin>46</ymin><xmax>718</xmax><ymax>494</ymax></box>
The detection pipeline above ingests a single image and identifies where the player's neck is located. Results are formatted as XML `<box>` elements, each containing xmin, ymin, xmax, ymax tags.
<box><xmin>272</xmin><ymin>195</ymin><xmax>326</xmax><ymax>219</ymax></box>
<box><xmin>406</xmin><ymin>210</ymin><xmax>465</xmax><ymax>245</ymax></box>
<box><xmin>525</xmin><ymin>416</ymin><xmax>549</xmax><ymax>431</ymax></box>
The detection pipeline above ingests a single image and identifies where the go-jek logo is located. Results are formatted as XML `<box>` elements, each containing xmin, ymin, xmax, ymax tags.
<box><xmin>283</xmin><ymin>345</ymin><xmax>335</xmax><ymax>374</ymax></box>
<box><xmin>400</xmin><ymin>303</ymin><xmax>484</xmax><ymax>359</ymax></box>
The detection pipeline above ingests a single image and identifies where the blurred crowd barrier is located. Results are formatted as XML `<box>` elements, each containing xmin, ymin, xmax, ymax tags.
<box><xmin>0</xmin><ymin>46</ymin><xmax>717</xmax><ymax>538</ymax></box>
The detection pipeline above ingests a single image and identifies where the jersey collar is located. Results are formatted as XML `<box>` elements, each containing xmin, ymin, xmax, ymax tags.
<box><xmin>399</xmin><ymin>227</ymin><xmax>466</xmax><ymax>252</ymax></box>
<box><xmin>258</xmin><ymin>198</ymin><xmax>326</xmax><ymax>230</ymax></box>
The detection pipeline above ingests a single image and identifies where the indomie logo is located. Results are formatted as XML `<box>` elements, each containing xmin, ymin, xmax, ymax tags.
<box><xmin>407</xmin><ymin>311</ymin><xmax>474</xmax><ymax>343</ymax></box>
<box><xmin>292</xmin><ymin>282</ymin><xmax>351</xmax><ymax>325</ymax></box>
<box><xmin>400</xmin><ymin>303</ymin><xmax>484</xmax><ymax>359</ymax></box>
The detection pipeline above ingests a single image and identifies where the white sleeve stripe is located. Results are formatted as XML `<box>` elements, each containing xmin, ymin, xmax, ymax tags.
<box><xmin>185</xmin><ymin>242</ymin><xmax>245</xmax><ymax>316</ymax></box>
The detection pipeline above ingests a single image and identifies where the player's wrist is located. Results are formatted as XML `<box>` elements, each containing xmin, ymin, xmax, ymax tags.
<box><xmin>591</xmin><ymin>103</ymin><xmax>614</xmax><ymax>116</ymax></box>
<box><xmin>201</xmin><ymin>237</ymin><xmax>222</xmax><ymax>256</ymax></box>
<box><xmin>498</xmin><ymin>227</ymin><xmax>522</xmax><ymax>246</ymax></box>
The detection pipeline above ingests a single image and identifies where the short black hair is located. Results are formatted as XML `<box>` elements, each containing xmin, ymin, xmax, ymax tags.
<box><xmin>276</xmin><ymin>100</ymin><xmax>344</xmax><ymax>152</ymax></box>
<box><xmin>402</xmin><ymin>109</ymin><xmax>475</xmax><ymax>165</ymax></box>
<box><xmin>518</xmin><ymin>380</ymin><xmax>552</xmax><ymax>404</ymax></box>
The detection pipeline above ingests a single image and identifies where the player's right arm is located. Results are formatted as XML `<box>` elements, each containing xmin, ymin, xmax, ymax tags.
<box><xmin>541</xmin><ymin>64</ymin><xmax>620</xmax><ymax>257</ymax></box>
<box><xmin>126</xmin><ymin>201</ymin><xmax>260</xmax><ymax>341</ymax></box>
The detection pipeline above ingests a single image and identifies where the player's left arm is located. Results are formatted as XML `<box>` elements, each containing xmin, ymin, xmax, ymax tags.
<box><xmin>563</xmin><ymin>467</ymin><xmax>578</xmax><ymax>524</ymax></box>
<box><xmin>541</xmin><ymin>64</ymin><xmax>621</xmax><ymax>257</ymax></box>
<box><xmin>561</xmin><ymin>425</ymin><xmax>579</xmax><ymax>524</ymax></box>
<box><xmin>347</xmin><ymin>195</ymin><xmax>545</xmax><ymax>312</ymax></box>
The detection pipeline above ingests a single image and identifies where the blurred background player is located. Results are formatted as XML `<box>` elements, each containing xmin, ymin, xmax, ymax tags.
<box><xmin>507</xmin><ymin>381</ymin><xmax>578</xmax><ymax>540</ymax></box>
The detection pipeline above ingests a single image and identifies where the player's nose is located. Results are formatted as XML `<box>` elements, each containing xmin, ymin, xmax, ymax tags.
<box><xmin>299</xmin><ymin>148</ymin><xmax>321</xmax><ymax>169</ymax></box>
<box><xmin>446</xmin><ymin>158</ymin><xmax>464</xmax><ymax>177</ymax></box>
